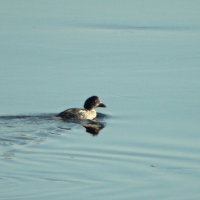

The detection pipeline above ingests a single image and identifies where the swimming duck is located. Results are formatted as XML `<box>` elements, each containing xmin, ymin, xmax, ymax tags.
<box><xmin>57</xmin><ymin>96</ymin><xmax>106</xmax><ymax>120</ymax></box>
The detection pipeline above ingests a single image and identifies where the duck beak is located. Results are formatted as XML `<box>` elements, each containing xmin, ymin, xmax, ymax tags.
<box><xmin>98</xmin><ymin>102</ymin><xmax>106</xmax><ymax>108</ymax></box>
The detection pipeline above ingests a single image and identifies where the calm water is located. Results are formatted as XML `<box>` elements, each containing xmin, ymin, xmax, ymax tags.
<box><xmin>1</xmin><ymin>1</ymin><xmax>200</xmax><ymax>199</ymax></box>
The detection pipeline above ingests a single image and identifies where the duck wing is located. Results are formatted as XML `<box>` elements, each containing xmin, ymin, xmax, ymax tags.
<box><xmin>57</xmin><ymin>108</ymin><xmax>84</xmax><ymax>120</ymax></box>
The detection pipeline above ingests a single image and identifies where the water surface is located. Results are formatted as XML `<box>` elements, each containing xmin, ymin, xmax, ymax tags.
<box><xmin>1</xmin><ymin>1</ymin><xmax>200</xmax><ymax>199</ymax></box>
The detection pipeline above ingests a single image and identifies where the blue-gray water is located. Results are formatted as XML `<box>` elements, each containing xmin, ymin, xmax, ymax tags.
<box><xmin>1</xmin><ymin>1</ymin><xmax>200</xmax><ymax>199</ymax></box>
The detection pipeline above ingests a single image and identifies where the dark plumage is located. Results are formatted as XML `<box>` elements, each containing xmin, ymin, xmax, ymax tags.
<box><xmin>57</xmin><ymin>96</ymin><xmax>106</xmax><ymax>120</ymax></box>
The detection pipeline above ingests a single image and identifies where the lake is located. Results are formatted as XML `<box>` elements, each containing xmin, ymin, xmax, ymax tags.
<box><xmin>1</xmin><ymin>1</ymin><xmax>200</xmax><ymax>199</ymax></box>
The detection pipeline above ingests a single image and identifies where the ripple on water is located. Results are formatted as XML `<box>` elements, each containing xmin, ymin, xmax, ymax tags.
<box><xmin>1</xmin><ymin>114</ymin><xmax>200</xmax><ymax>200</ymax></box>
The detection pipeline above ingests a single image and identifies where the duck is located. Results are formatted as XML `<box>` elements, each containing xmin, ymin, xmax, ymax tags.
<box><xmin>57</xmin><ymin>96</ymin><xmax>106</xmax><ymax>120</ymax></box>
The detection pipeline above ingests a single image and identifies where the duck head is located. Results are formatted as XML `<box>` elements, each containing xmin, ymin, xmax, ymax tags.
<box><xmin>84</xmin><ymin>96</ymin><xmax>106</xmax><ymax>110</ymax></box>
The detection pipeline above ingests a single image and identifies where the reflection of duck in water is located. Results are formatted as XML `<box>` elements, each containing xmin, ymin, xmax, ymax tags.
<box><xmin>56</xmin><ymin>96</ymin><xmax>107</xmax><ymax>135</ymax></box>
<box><xmin>81</xmin><ymin>120</ymin><xmax>106</xmax><ymax>136</ymax></box>
<box><xmin>57</xmin><ymin>96</ymin><xmax>106</xmax><ymax>120</ymax></box>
